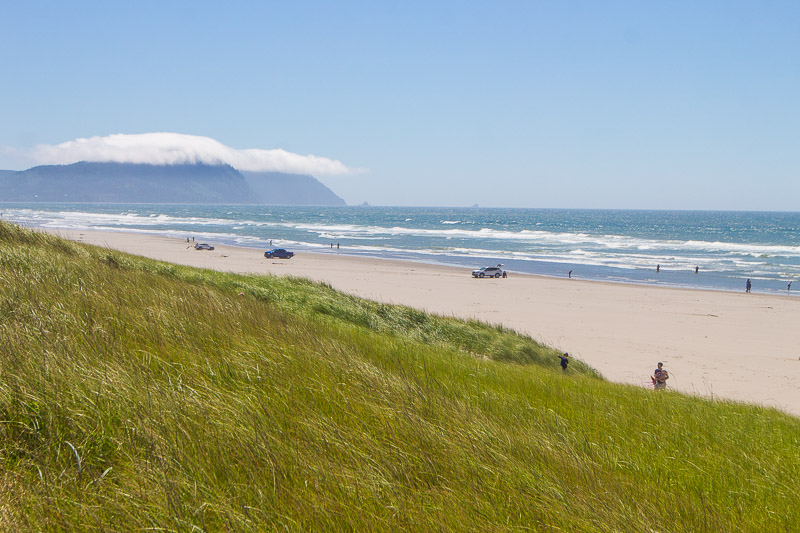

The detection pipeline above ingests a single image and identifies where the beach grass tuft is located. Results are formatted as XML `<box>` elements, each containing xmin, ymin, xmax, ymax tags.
<box><xmin>1</xmin><ymin>220</ymin><xmax>798</xmax><ymax>531</ymax></box>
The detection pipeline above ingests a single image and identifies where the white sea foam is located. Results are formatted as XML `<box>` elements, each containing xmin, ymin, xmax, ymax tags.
<box><xmin>280</xmin><ymin>221</ymin><xmax>800</xmax><ymax>259</ymax></box>
<box><xmin>3</xmin><ymin>208</ymin><xmax>269</xmax><ymax>229</ymax></box>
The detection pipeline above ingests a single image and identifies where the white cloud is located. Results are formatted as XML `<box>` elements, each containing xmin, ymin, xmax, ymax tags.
<box><xmin>22</xmin><ymin>132</ymin><xmax>361</xmax><ymax>175</ymax></box>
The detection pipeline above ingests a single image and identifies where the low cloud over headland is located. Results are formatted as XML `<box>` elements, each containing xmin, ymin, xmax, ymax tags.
<box><xmin>16</xmin><ymin>133</ymin><xmax>360</xmax><ymax>176</ymax></box>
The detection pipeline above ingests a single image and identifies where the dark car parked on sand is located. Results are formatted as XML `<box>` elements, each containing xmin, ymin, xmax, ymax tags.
<box><xmin>264</xmin><ymin>248</ymin><xmax>294</xmax><ymax>259</ymax></box>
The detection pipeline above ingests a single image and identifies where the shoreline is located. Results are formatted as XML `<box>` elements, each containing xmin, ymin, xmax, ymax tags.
<box><xmin>4</xmin><ymin>205</ymin><xmax>799</xmax><ymax>296</ymax></box>
<box><xmin>46</xmin><ymin>227</ymin><xmax>800</xmax><ymax>416</ymax></box>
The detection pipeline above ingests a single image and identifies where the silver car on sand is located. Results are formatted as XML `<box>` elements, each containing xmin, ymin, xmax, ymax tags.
<box><xmin>472</xmin><ymin>264</ymin><xmax>507</xmax><ymax>278</ymax></box>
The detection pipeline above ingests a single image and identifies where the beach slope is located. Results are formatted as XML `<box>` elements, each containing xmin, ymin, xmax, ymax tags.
<box><xmin>52</xmin><ymin>228</ymin><xmax>800</xmax><ymax>416</ymax></box>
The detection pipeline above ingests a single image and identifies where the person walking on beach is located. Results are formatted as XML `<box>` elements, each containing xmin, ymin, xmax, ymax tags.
<box><xmin>652</xmin><ymin>362</ymin><xmax>669</xmax><ymax>390</ymax></box>
<box><xmin>746</xmin><ymin>279</ymin><xmax>752</xmax><ymax>293</ymax></box>
<box><xmin>788</xmin><ymin>281</ymin><xmax>792</xmax><ymax>291</ymax></box>
<box><xmin>557</xmin><ymin>353</ymin><xmax>569</xmax><ymax>371</ymax></box>
<box><xmin>568</xmin><ymin>269</ymin><xmax>572</xmax><ymax>278</ymax></box>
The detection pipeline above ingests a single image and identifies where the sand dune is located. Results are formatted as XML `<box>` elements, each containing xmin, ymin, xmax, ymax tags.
<box><xmin>52</xmin><ymin>228</ymin><xmax>800</xmax><ymax>416</ymax></box>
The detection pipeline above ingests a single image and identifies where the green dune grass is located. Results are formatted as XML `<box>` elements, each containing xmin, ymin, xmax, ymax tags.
<box><xmin>1</xmin><ymin>220</ymin><xmax>798</xmax><ymax>532</ymax></box>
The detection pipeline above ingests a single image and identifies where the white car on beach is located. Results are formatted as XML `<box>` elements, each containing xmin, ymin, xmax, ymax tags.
<box><xmin>472</xmin><ymin>265</ymin><xmax>507</xmax><ymax>278</ymax></box>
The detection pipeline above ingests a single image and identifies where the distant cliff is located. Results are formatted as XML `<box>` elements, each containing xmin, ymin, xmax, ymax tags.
<box><xmin>242</xmin><ymin>171</ymin><xmax>346</xmax><ymax>206</ymax></box>
<box><xmin>0</xmin><ymin>162</ymin><xmax>346</xmax><ymax>205</ymax></box>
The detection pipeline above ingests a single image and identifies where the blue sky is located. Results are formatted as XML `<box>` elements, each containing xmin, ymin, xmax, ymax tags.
<box><xmin>1</xmin><ymin>1</ymin><xmax>798</xmax><ymax>209</ymax></box>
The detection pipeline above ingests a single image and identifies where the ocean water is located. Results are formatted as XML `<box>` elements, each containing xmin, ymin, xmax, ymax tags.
<box><xmin>2</xmin><ymin>203</ymin><xmax>799</xmax><ymax>295</ymax></box>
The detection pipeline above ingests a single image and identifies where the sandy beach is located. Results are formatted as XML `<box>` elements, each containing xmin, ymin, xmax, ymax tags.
<box><xmin>50</xmin><ymin>228</ymin><xmax>800</xmax><ymax>416</ymax></box>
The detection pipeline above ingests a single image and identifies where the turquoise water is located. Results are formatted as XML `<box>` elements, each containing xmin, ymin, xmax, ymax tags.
<box><xmin>3</xmin><ymin>203</ymin><xmax>799</xmax><ymax>294</ymax></box>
